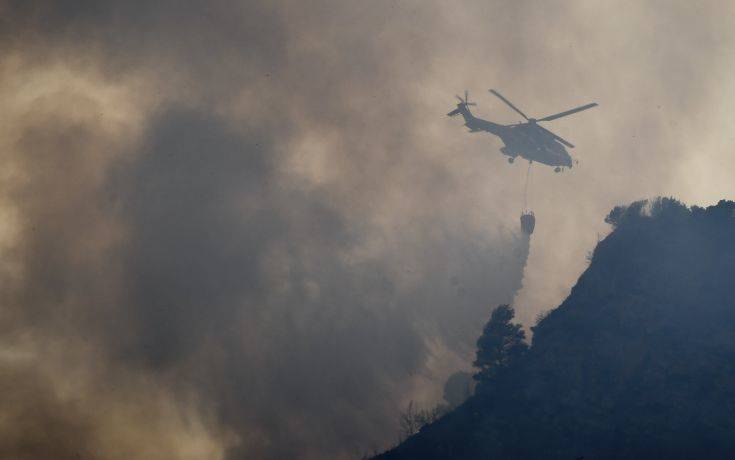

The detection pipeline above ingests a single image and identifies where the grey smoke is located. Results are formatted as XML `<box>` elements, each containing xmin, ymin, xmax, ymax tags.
<box><xmin>1</xmin><ymin>3</ymin><xmax>530</xmax><ymax>457</ymax></box>
<box><xmin>1</xmin><ymin>100</ymin><xmax>529</xmax><ymax>458</ymax></box>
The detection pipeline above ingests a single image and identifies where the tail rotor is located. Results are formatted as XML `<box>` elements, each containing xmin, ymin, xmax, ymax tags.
<box><xmin>455</xmin><ymin>90</ymin><xmax>476</xmax><ymax>107</ymax></box>
<box><xmin>448</xmin><ymin>90</ymin><xmax>476</xmax><ymax>117</ymax></box>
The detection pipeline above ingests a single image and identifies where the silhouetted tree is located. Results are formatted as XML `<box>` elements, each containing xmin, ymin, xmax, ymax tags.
<box><xmin>473</xmin><ymin>304</ymin><xmax>527</xmax><ymax>383</ymax></box>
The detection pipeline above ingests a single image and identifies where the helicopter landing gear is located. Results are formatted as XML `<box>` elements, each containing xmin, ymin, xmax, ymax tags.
<box><xmin>554</xmin><ymin>166</ymin><xmax>562</xmax><ymax>173</ymax></box>
<box><xmin>508</xmin><ymin>157</ymin><xmax>515</xmax><ymax>164</ymax></box>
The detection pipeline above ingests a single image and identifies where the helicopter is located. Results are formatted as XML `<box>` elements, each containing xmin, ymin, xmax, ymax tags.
<box><xmin>447</xmin><ymin>89</ymin><xmax>598</xmax><ymax>172</ymax></box>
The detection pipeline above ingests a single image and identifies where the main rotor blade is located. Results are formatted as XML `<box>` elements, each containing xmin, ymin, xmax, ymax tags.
<box><xmin>537</xmin><ymin>102</ymin><xmax>598</xmax><ymax>122</ymax></box>
<box><xmin>538</xmin><ymin>125</ymin><xmax>575</xmax><ymax>148</ymax></box>
<box><xmin>489</xmin><ymin>89</ymin><xmax>529</xmax><ymax>121</ymax></box>
<box><xmin>465</xmin><ymin>90</ymin><xmax>469</xmax><ymax>102</ymax></box>
<box><xmin>456</xmin><ymin>95</ymin><xmax>464</xmax><ymax>103</ymax></box>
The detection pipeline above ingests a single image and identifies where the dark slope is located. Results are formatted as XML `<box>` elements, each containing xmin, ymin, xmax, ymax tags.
<box><xmin>378</xmin><ymin>198</ymin><xmax>735</xmax><ymax>460</ymax></box>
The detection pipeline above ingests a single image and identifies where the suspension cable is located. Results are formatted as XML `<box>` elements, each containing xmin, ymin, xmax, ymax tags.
<box><xmin>523</xmin><ymin>161</ymin><xmax>532</xmax><ymax>212</ymax></box>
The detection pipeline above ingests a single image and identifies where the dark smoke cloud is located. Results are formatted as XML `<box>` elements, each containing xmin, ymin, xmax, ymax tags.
<box><xmin>111</xmin><ymin>105</ymin><xmax>526</xmax><ymax>458</ymax></box>
<box><xmin>0</xmin><ymin>2</ymin><xmax>530</xmax><ymax>458</ymax></box>
<box><xmin>111</xmin><ymin>107</ymin><xmax>433</xmax><ymax>457</ymax></box>
<box><xmin>1</xmin><ymin>101</ymin><xmax>527</xmax><ymax>458</ymax></box>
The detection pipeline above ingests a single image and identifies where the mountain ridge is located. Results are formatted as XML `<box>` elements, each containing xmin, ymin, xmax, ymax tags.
<box><xmin>378</xmin><ymin>198</ymin><xmax>735</xmax><ymax>459</ymax></box>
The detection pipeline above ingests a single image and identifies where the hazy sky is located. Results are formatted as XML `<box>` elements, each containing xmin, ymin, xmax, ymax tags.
<box><xmin>1</xmin><ymin>1</ymin><xmax>735</xmax><ymax>459</ymax></box>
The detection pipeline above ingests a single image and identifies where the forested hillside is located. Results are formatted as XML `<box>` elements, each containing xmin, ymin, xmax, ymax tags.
<box><xmin>378</xmin><ymin>198</ymin><xmax>735</xmax><ymax>459</ymax></box>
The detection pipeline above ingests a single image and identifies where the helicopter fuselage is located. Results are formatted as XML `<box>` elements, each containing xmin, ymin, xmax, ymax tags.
<box><xmin>449</xmin><ymin>106</ymin><xmax>573</xmax><ymax>169</ymax></box>
<box><xmin>501</xmin><ymin>124</ymin><xmax>573</xmax><ymax>168</ymax></box>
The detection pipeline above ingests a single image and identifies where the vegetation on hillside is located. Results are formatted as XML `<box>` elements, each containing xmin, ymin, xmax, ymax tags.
<box><xmin>378</xmin><ymin>198</ymin><xmax>735</xmax><ymax>459</ymax></box>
